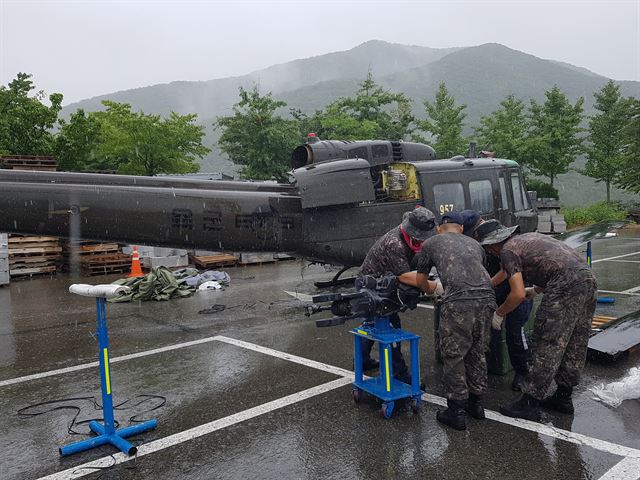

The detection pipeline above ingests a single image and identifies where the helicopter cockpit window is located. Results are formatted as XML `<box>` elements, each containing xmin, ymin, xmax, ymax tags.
<box><xmin>469</xmin><ymin>179</ymin><xmax>494</xmax><ymax>214</ymax></box>
<box><xmin>498</xmin><ymin>175</ymin><xmax>509</xmax><ymax>209</ymax></box>
<box><xmin>433</xmin><ymin>182</ymin><xmax>465</xmax><ymax>215</ymax></box>
<box><xmin>511</xmin><ymin>172</ymin><xmax>525</xmax><ymax>211</ymax></box>
<box><xmin>347</xmin><ymin>146</ymin><xmax>369</xmax><ymax>160</ymax></box>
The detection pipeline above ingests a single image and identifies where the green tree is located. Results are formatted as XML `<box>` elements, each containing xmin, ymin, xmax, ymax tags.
<box><xmin>615</xmin><ymin>98</ymin><xmax>640</xmax><ymax>193</ymax></box>
<box><xmin>474</xmin><ymin>95</ymin><xmax>528</xmax><ymax>159</ymax></box>
<box><xmin>300</xmin><ymin>72</ymin><xmax>414</xmax><ymax>141</ymax></box>
<box><xmin>54</xmin><ymin>109</ymin><xmax>101</xmax><ymax>171</ymax></box>
<box><xmin>92</xmin><ymin>101</ymin><xmax>208</xmax><ymax>176</ymax></box>
<box><xmin>215</xmin><ymin>86</ymin><xmax>300</xmax><ymax>181</ymax></box>
<box><xmin>524</xmin><ymin>86</ymin><xmax>584</xmax><ymax>186</ymax></box>
<box><xmin>415</xmin><ymin>82</ymin><xmax>467</xmax><ymax>159</ymax></box>
<box><xmin>584</xmin><ymin>81</ymin><xmax>631</xmax><ymax>202</ymax></box>
<box><xmin>0</xmin><ymin>73</ymin><xmax>63</xmax><ymax>155</ymax></box>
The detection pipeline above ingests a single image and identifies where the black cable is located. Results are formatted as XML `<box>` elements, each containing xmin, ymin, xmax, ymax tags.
<box><xmin>18</xmin><ymin>393</ymin><xmax>166</xmax><ymax>476</ymax></box>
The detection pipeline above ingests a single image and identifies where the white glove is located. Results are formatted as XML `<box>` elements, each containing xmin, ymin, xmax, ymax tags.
<box><xmin>492</xmin><ymin>312</ymin><xmax>504</xmax><ymax>330</ymax></box>
<box><xmin>434</xmin><ymin>280</ymin><xmax>444</xmax><ymax>296</ymax></box>
<box><xmin>525</xmin><ymin>287</ymin><xmax>539</xmax><ymax>299</ymax></box>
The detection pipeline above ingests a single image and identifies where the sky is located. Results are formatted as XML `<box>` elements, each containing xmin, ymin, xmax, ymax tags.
<box><xmin>1</xmin><ymin>0</ymin><xmax>639</xmax><ymax>105</ymax></box>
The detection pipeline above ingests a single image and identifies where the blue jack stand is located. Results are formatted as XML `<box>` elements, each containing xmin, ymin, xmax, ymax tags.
<box><xmin>60</xmin><ymin>288</ymin><xmax>157</xmax><ymax>456</ymax></box>
<box><xmin>351</xmin><ymin>316</ymin><xmax>423</xmax><ymax>419</ymax></box>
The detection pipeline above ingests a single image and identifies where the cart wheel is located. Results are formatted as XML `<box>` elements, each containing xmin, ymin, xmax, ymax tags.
<box><xmin>380</xmin><ymin>401</ymin><xmax>395</xmax><ymax>419</ymax></box>
<box><xmin>352</xmin><ymin>388</ymin><xmax>362</xmax><ymax>404</ymax></box>
<box><xmin>411</xmin><ymin>397</ymin><xmax>422</xmax><ymax>414</ymax></box>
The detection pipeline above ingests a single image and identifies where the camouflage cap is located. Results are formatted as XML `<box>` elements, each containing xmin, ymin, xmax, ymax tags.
<box><xmin>477</xmin><ymin>220</ymin><xmax>520</xmax><ymax>245</ymax></box>
<box><xmin>401</xmin><ymin>207</ymin><xmax>436</xmax><ymax>241</ymax></box>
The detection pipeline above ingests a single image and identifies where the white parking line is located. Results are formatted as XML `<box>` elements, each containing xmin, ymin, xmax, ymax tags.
<box><xmin>21</xmin><ymin>335</ymin><xmax>640</xmax><ymax>479</ymax></box>
<box><xmin>598</xmin><ymin>457</ymin><xmax>640</xmax><ymax>480</ymax></box>
<box><xmin>592</xmin><ymin>251</ymin><xmax>640</xmax><ymax>263</ymax></box>
<box><xmin>622</xmin><ymin>285</ymin><xmax>640</xmax><ymax>294</ymax></box>
<box><xmin>0</xmin><ymin>336</ymin><xmax>222</xmax><ymax>388</ymax></box>
<box><xmin>36</xmin><ymin>377</ymin><xmax>353</xmax><ymax>480</ymax></box>
<box><xmin>215</xmin><ymin>335</ymin><xmax>354</xmax><ymax>378</ymax></box>
<box><xmin>598</xmin><ymin>289</ymin><xmax>640</xmax><ymax>297</ymax></box>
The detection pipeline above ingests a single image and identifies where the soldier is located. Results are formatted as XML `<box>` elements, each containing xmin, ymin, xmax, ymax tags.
<box><xmin>357</xmin><ymin>206</ymin><xmax>438</xmax><ymax>383</ymax></box>
<box><xmin>403</xmin><ymin>211</ymin><xmax>496</xmax><ymax>430</ymax></box>
<box><xmin>461</xmin><ymin>212</ymin><xmax>533</xmax><ymax>391</ymax></box>
<box><xmin>478</xmin><ymin>222</ymin><xmax>597</xmax><ymax>421</ymax></box>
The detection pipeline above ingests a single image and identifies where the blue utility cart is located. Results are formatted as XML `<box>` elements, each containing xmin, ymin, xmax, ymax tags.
<box><xmin>351</xmin><ymin>315</ymin><xmax>423</xmax><ymax>418</ymax></box>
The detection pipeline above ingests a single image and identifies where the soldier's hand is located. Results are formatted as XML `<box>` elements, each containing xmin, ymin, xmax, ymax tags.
<box><xmin>524</xmin><ymin>287</ymin><xmax>538</xmax><ymax>300</ymax></box>
<box><xmin>434</xmin><ymin>280</ymin><xmax>444</xmax><ymax>296</ymax></box>
<box><xmin>492</xmin><ymin>312</ymin><xmax>504</xmax><ymax>330</ymax></box>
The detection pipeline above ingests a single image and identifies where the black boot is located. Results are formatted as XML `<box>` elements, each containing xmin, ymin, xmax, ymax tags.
<box><xmin>465</xmin><ymin>393</ymin><xmax>485</xmax><ymax>420</ymax></box>
<box><xmin>511</xmin><ymin>372</ymin><xmax>526</xmax><ymax>392</ymax></box>
<box><xmin>499</xmin><ymin>394</ymin><xmax>541</xmax><ymax>422</ymax></box>
<box><xmin>437</xmin><ymin>399</ymin><xmax>467</xmax><ymax>430</ymax></box>
<box><xmin>540</xmin><ymin>385</ymin><xmax>574</xmax><ymax>414</ymax></box>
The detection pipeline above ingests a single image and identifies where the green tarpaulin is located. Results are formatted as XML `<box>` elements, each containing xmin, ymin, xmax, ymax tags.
<box><xmin>108</xmin><ymin>266</ymin><xmax>196</xmax><ymax>302</ymax></box>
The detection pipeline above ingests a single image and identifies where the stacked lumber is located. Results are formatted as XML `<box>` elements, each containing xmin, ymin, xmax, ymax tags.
<box><xmin>189</xmin><ymin>253</ymin><xmax>237</xmax><ymax>269</ymax></box>
<box><xmin>8</xmin><ymin>235</ymin><xmax>62</xmax><ymax>276</ymax></box>
<box><xmin>62</xmin><ymin>241</ymin><xmax>131</xmax><ymax>276</ymax></box>
<box><xmin>0</xmin><ymin>155</ymin><xmax>57</xmax><ymax>171</ymax></box>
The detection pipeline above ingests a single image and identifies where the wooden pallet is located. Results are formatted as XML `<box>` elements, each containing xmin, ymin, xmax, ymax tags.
<box><xmin>190</xmin><ymin>253</ymin><xmax>237</xmax><ymax>269</ymax></box>
<box><xmin>0</xmin><ymin>155</ymin><xmax>57</xmax><ymax>168</ymax></box>
<box><xmin>63</xmin><ymin>242</ymin><xmax>120</xmax><ymax>255</ymax></box>
<box><xmin>80</xmin><ymin>253</ymin><xmax>132</xmax><ymax>276</ymax></box>
<box><xmin>592</xmin><ymin>315</ymin><xmax>616</xmax><ymax>328</ymax></box>
<box><xmin>8</xmin><ymin>235</ymin><xmax>60</xmax><ymax>276</ymax></box>
<box><xmin>8</xmin><ymin>236</ymin><xmax>59</xmax><ymax>244</ymax></box>
<box><xmin>10</xmin><ymin>265</ymin><xmax>57</xmax><ymax>276</ymax></box>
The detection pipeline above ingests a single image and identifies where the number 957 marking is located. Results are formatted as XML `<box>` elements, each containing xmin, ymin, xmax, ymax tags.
<box><xmin>439</xmin><ymin>204</ymin><xmax>454</xmax><ymax>214</ymax></box>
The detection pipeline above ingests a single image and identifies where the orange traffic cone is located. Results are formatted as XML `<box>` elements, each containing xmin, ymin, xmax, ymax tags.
<box><xmin>128</xmin><ymin>246</ymin><xmax>145</xmax><ymax>278</ymax></box>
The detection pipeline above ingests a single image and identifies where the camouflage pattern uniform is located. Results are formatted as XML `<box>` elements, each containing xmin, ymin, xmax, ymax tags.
<box><xmin>417</xmin><ymin>233</ymin><xmax>496</xmax><ymax>401</ymax></box>
<box><xmin>360</xmin><ymin>226</ymin><xmax>416</xmax><ymax>278</ymax></box>
<box><xmin>358</xmin><ymin>226</ymin><xmax>418</xmax><ymax>375</ymax></box>
<box><xmin>499</xmin><ymin>233</ymin><xmax>597</xmax><ymax>400</ymax></box>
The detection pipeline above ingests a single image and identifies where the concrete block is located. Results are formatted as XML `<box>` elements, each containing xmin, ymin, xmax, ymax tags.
<box><xmin>123</xmin><ymin>245</ymin><xmax>155</xmax><ymax>256</ymax></box>
<box><xmin>0</xmin><ymin>270</ymin><xmax>9</xmax><ymax>286</ymax></box>
<box><xmin>237</xmin><ymin>252</ymin><xmax>276</xmax><ymax>264</ymax></box>
<box><xmin>141</xmin><ymin>255</ymin><xmax>188</xmax><ymax>269</ymax></box>
<box><xmin>537</xmin><ymin>221</ymin><xmax>552</xmax><ymax>233</ymax></box>
<box><xmin>552</xmin><ymin>220</ymin><xmax>567</xmax><ymax>233</ymax></box>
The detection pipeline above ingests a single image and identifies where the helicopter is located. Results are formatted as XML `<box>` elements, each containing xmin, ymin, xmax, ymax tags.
<box><xmin>0</xmin><ymin>135</ymin><xmax>539</xmax><ymax>273</ymax></box>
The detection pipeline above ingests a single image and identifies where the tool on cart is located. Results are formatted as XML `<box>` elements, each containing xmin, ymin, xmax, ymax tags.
<box><xmin>305</xmin><ymin>275</ymin><xmax>427</xmax><ymax>418</ymax></box>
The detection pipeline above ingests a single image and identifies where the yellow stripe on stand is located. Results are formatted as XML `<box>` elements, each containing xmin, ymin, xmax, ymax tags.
<box><xmin>103</xmin><ymin>348</ymin><xmax>111</xmax><ymax>395</ymax></box>
<box><xmin>384</xmin><ymin>348</ymin><xmax>391</xmax><ymax>392</ymax></box>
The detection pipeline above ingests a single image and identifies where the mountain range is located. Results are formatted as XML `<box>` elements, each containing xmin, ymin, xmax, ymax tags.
<box><xmin>62</xmin><ymin>40</ymin><xmax>640</xmax><ymax>206</ymax></box>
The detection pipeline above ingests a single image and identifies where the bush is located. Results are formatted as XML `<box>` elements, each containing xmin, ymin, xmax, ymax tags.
<box><xmin>562</xmin><ymin>202</ymin><xmax>628</xmax><ymax>228</ymax></box>
<box><xmin>525</xmin><ymin>179</ymin><xmax>559</xmax><ymax>199</ymax></box>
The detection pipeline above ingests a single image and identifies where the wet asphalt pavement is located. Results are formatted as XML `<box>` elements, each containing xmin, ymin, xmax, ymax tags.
<box><xmin>1</xmin><ymin>233</ymin><xmax>639</xmax><ymax>480</ymax></box>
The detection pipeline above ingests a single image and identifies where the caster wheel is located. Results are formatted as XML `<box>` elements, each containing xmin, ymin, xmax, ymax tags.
<box><xmin>411</xmin><ymin>397</ymin><xmax>422</xmax><ymax>413</ymax></box>
<box><xmin>352</xmin><ymin>388</ymin><xmax>362</xmax><ymax>404</ymax></box>
<box><xmin>380</xmin><ymin>401</ymin><xmax>395</xmax><ymax>419</ymax></box>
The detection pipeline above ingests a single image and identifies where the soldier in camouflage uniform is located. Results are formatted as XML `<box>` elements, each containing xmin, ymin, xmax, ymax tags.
<box><xmin>407</xmin><ymin>211</ymin><xmax>496</xmax><ymax>431</ymax></box>
<box><xmin>461</xmin><ymin>211</ymin><xmax>533</xmax><ymax>391</ymax></box>
<box><xmin>479</xmin><ymin>222</ymin><xmax>597</xmax><ymax>421</ymax></box>
<box><xmin>357</xmin><ymin>206</ymin><xmax>437</xmax><ymax>382</ymax></box>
